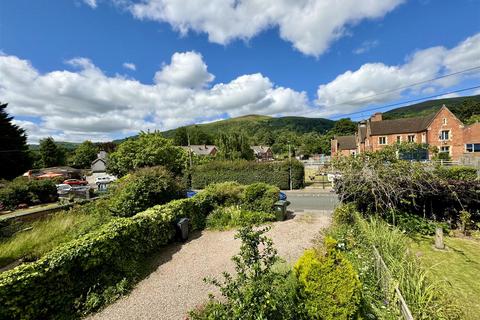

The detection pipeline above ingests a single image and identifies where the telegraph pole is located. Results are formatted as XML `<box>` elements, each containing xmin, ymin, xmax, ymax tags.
<box><xmin>288</xmin><ymin>142</ymin><xmax>292</xmax><ymax>190</ymax></box>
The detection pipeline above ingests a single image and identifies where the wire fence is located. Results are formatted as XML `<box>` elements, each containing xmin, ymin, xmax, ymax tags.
<box><xmin>372</xmin><ymin>245</ymin><xmax>414</xmax><ymax>320</ymax></box>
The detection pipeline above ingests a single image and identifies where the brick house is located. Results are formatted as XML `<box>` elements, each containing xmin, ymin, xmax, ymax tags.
<box><xmin>331</xmin><ymin>105</ymin><xmax>480</xmax><ymax>161</ymax></box>
<box><xmin>331</xmin><ymin>135</ymin><xmax>357</xmax><ymax>156</ymax></box>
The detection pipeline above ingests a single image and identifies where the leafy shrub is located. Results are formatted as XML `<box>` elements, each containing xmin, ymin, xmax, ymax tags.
<box><xmin>108</xmin><ymin>166</ymin><xmax>186</xmax><ymax>217</ymax></box>
<box><xmin>332</xmin><ymin>203</ymin><xmax>356</xmax><ymax>226</ymax></box>
<box><xmin>107</xmin><ymin>132</ymin><xmax>186</xmax><ymax>177</ymax></box>
<box><xmin>195</xmin><ymin>181</ymin><xmax>245</xmax><ymax>207</ymax></box>
<box><xmin>384</xmin><ymin>210</ymin><xmax>449</xmax><ymax>236</ymax></box>
<box><xmin>334</xmin><ymin>154</ymin><xmax>480</xmax><ymax>226</ymax></box>
<box><xmin>191</xmin><ymin>160</ymin><xmax>304</xmax><ymax>189</ymax></box>
<box><xmin>294</xmin><ymin>238</ymin><xmax>362</xmax><ymax>320</ymax></box>
<box><xmin>0</xmin><ymin>185</ymin><xmax>239</xmax><ymax>319</ymax></box>
<box><xmin>242</xmin><ymin>182</ymin><xmax>279</xmax><ymax>213</ymax></box>
<box><xmin>206</xmin><ymin>205</ymin><xmax>275</xmax><ymax>230</ymax></box>
<box><xmin>190</xmin><ymin>226</ymin><xmax>302</xmax><ymax>320</ymax></box>
<box><xmin>0</xmin><ymin>178</ymin><xmax>57</xmax><ymax>210</ymax></box>
<box><xmin>435</xmin><ymin>165</ymin><xmax>477</xmax><ymax>181</ymax></box>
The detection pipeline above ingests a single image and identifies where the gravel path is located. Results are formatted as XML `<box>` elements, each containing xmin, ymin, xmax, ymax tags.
<box><xmin>89</xmin><ymin>211</ymin><xmax>331</xmax><ymax>320</ymax></box>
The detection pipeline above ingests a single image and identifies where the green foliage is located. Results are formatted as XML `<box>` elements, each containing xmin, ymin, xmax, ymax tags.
<box><xmin>0</xmin><ymin>178</ymin><xmax>58</xmax><ymax>210</ymax></box>
<box><xmin>206</xmin><ymin>205</ymin><xmax>275</xmax><ymax>230</ymax></box>
<box><xmin>459</xmin><ymin>210</ymin><xmax>472</xmax><ymax>235</ymax></box>
<box><xmin>39</xmin><ymin>137</ymin><xmax>66</xmax><ymax>167</ymax></box>
<box><xmin>384</xmin><ymin>210</ymin><xmax>449</xmax><ymax>236</ymax></box>
<box><xmin>0</xmin><ymin>201</ymin><xmax>113</xmax><ymax>268</ymax></box>
<box><xmin>190</xmin><ymin>226</ymin><xmax>302</xmax><ymax>320</ymax></box>
<box><xmin>0</xmin><ymin>186</ymin><xmax>239</xmax><ymax>319</ymax></box>
<box><xmin>107</xmin><ymin>132</ymin><xmax>186</xmax><ymax>177</ymax></box>
<box><xmin>108</xmin><ymin>166</ymin><xmax>186</xmax><ymax>217</ymax></box>
<box><xmin>242</xmin><ymin>183</ymin><xmax>279</xmax><ymax>213</ymax></box>
<box><xmin>383</xmin><ymin>95</ymin><xmax>480</xmax><ymax>122</ymax></box>
<box><xmin>69</xmin><ymin>140</ymin><xmax>99</xmax><ymax>169</ymax></box>
<box><xmin>331</xmin><ymin>118</ymin><xmax>357</xmax><ymax>135</ymax></box>
<box><xmin>196</xmin><ymin>181</ymin><xmax>246</xmax><ymax>207</ymax></box>
<box><xmin>327</xmin><ymin>204</ymin><xmax>463</xmax><ymax>319</ymax></box>
<box><xmin>332</xmin><ymin>203</ymin><xmax>356</xmax><ymax>226</ymax></box>
<box><xmin>435</xmin><ymin>165</ymin><xmax>477</xmax><ymax>181</ymax></box>
<box><xmin>465</xmin><ymin>114</ymin><xmax>480</xmax><ymax>125</ymax></box>
<box><xmin>0</xmin><ymin>102</ymin><xmax>31</xmax><ymax>180</ymax></box>
<box><xmin>294</xmin><ymin>241</ymin><xmax>362</xmax><ymax>320</ymax></box>
<box><xmin>215</xmin><ymin>132</ymin><xmax>254</xmax><ymax>160</ymax></box>
<box><xmin>192</xmin><ymin>160</ymin><xmax>304</xmax><ymax>189</ymax></box>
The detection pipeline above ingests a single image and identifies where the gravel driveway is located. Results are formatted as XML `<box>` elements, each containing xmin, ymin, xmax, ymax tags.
<box><xmin>89</xmin><ymin>211</ymin><xmax>331</xmax><ymax>320</ymax></box>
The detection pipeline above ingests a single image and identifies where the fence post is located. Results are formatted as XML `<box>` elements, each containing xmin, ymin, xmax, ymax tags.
<box><xmin>435</xmin><ymin>227</ymin><xmax>445</xmax><ymax>250</ymax></box>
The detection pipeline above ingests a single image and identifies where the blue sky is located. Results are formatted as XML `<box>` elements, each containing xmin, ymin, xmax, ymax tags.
<box><xmin>0</xmin><ymin>0</ymin><xmax>479</xmax><ymax>142</ymax></box>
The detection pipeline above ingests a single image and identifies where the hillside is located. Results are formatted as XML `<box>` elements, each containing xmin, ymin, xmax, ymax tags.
<box><xmin>161</xmin><ymin>114</ymin><xmax>335</xmax><ymax>139</ymax></box>
<box><xmin>384</xmin><ymin>94</ymin><xmax>480</xmax><ymax>121</ymax></box>
<box><xmin>29</xmin><ymin>141</ymin><xmax>80</xmax><ymax>151</ymax></box>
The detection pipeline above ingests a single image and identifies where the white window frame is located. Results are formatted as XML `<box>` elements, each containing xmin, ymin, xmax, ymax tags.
<box><xmin>440</xmin><ymin>146</ymin><xmax>450</xmax><ymax>155</ymax></box>
<box><xmin>407</xmin><ymin>134</ymin><xmax>415</xmax><ymax>143</ymax></box>
<box><xmin>466</xmin><ymin>143</ymin><xmax>480</xmax><ymax>153</ymax></box>
<box><xmin>378</xmin><ymin>136</ymin><xmax>387</xmax><ymax>145</ymax></box>
<box><xmin>440</xmin><ymin>130</ymin><xmax>450</xmax><ymax>141</ymax></box>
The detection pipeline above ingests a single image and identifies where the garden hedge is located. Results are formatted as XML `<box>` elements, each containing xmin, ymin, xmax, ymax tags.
<box><xmin>0</xmin><ymin>178</ymin><xmax>58</xmax><ymax>210</ymax></box>
<box><xmin>191</xmin><ymin>160</ymin><xmax>304</xmax><ymax>189</ymax></box>
<box><xmin>0</xmin><ymin>182</ymin><xmax>278</xmax><ymax>319</ymax></box>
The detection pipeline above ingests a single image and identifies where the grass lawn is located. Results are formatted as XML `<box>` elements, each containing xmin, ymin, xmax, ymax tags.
<box><xmin>0</xmin><ymin>203</ymin><xmax>113</xmax><ymax>269</ymax></box>
<box><xmin>411</xmin><ymin>236</ymin><xmax>480</xmax><ymax>320</ymax></box>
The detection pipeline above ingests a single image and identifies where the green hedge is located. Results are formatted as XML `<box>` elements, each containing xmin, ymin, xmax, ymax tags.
<box><xmin>0</xmin><ymin>182</ymin><xmax>278</xmax><ymax>319</ymax></box>
<box><xmin>191</xmin><ymin>160</ymin><xmax>304</xmax><ymax>189</ymax></box>
<box><xmin>0</xmin><ymin>178</ymin><xmax>58</xmax><ymax>210</ymax></box>
<box><xmin>434</xmin><ymin>165</ymin><xmax>478</xmax><ymax>181</ymax></box>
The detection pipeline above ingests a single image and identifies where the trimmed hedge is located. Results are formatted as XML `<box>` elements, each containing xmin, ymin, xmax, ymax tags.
<box><xmin>0</xmin><ymin>182</ymin><xmax>278</xmax><ymax>319</ymax></box>
<box><xmin>191</xmin><ymin>160</ymin><xmax>304</xmax><ymax>189</ymax></box>
<box><xmin>434</xmin><ymin>165</ymin><xmax>478</xmax><ymax>181</ymax></box>
<box><xmin>0</xmin><ymin>178</ymin><xmax>58</xmax><ymax>210</ymax></box>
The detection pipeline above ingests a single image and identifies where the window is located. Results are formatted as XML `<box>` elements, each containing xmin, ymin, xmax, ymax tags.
<box><xmin>440</xmin><ymin>146</ymin><xmax>450</xmax><ymax>154</ymax></box>
<box><xmin>440</xmin><ymin>130</ymin><xmax>450</xmax><ymax>141</ymax></box>
<box><xmin>396</xmin><ymin>136</ymin><xmax>401</xmax><ymax>143</ymax></box>
<box><xmin>466</xmin><ymin>143</ymin><xmax>480</xmax><ymax>152</ymax></box>
<box><xmin>443</xmin><ymin>118</ymin><xmax>447</xmax><ymax>125</ymax></box>
<box><xmin>407</xmin><ymin>135</ymin><xmax>415</xmax><ymax>142</ymax></box>
<box><xmin>421</xmin><ymin>133</ymin><xmax>426</xmax><ymax>143</ymax></box>
<box><xmin>378</xmin><ymin>136</ymin><xmax>387</xmax><ymax>145</ymax></box>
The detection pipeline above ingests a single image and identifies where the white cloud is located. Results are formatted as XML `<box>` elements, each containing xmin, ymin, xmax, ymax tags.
<box><xmin>154</xmin><ymin>51</ymin><xmax>214</xmax><ymax>88</ymax></box>
<box><xmin>83</xmin><ymin>0</ymin><xmax>97</xmax><ymax>8</ymax></box>
<box><xmin>353</xmin><ymin>40</ymin><xmax>379</xmax><ymax>54</ymax></box>
<box><xmin>315</xmin><ymin>33</ymin><xmax>480</xmax><ymax>115</ymax></box>
<box><xmin>127</xmin><ymin>0</ymin><xmax>404</xmax><ymax>56</ymax></box>
<box><xmin>122</xmin><ymin>62</ymin><xmax>136</xmax><ymax>71</ymax></box>
<box><xmin>0</xmin><ymin>52</ymin><xmax>310</xmax><ymax>143</ymax></box>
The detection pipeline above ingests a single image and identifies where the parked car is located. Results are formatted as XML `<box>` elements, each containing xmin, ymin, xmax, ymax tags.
<box><xmin>63</xmin><ymin>179</ymin><xmax>88</xmax><ymax>186</ymax></box>
<box><xmin>56</xmin><ymin>183</ymin><xmax>72</xmax><ymax>195</ymax></box>
<box><xmin>95</xmin><ymin>175</ymin><xmax>117</xmax><ymax>184</ymax></box>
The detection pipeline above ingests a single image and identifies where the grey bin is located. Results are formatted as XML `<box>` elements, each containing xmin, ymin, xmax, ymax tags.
<box><xmin>175</xmin><ymin>217</ymin><xmax>190</xmax><ymax>242</ymax></box>
<box><xmin>273</xmin><ymin>200</ymin><xmax>290</xmax><ymax>221</ymax></box>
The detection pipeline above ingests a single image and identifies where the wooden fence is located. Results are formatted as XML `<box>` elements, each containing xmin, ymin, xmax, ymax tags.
<box><xmin>372</xmin><ymin>245</ymin><xmax>414</xmax><ymax>320</ymax></box>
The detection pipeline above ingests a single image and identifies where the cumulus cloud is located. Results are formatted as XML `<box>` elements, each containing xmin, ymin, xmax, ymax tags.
<box><xmin>122</xmin><ymin>62</ymin><xmax>136</xmax><ymax>71</ymax></box>
<box><xmin>127</xmin><ymin>0</ymin><xmax>404</xmax><ymax>56</ymax></box>
<box><xmin>315</xmin><ymin>33</ymin><xmax>480</xmax><ymax>115</ymax></box>
<box><xmin>0</xmin><ymin>52</ymin><xmax>310</xmax><ymax>143</ymax></box>
<box><xmin>154</xmin><ymin>51</ymin><xmax>214</xmax><ymax>88</ymax></box>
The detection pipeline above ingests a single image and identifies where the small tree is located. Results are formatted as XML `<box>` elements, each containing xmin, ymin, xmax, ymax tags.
<box><xmin>0</xmin><ymin>102</ymin><xmax>31</xmax><ymax>179</ymax></box>
<box><xmin>39</xmin><ymin>137</ymin><xmax>65</xmax><ymax>168</ymax></box>
<box><xmin>107</xmin><ymin>132</ymin><xmax>186</xmax><ymax>177</ymax></box>
<box><xmin>216</xmin><ymin>132</ymin><xmax>254</xmax><ymax>161</ymax></box>
<box><xmin>70</xmin><ymin>140</ymin><xmax>99</xmax><ymax>168</ymax></box>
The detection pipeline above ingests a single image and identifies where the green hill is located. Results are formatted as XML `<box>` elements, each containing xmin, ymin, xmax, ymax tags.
<box><xmin>160</xmin><ymin>114</ymin><xmax>335</xmax><ymax>141</ymax></box>
<box><xmin>384</xmin><ymin>94</ymin><xmax>480</xmax><ymax>121</ymax></box>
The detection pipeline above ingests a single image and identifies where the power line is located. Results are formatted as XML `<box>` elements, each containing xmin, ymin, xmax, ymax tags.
<box><xmin>329</xmin><ymin>84</ymin><xmax>480</xmax><ymax>120</ymax></box>
<box><xmin>304</xmin><ymin>65</ymin><xmax>480</xmax><ymax>116</ymax></box>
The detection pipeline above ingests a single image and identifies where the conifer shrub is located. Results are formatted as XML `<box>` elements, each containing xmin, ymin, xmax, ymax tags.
<box><xmin>294</xmin><ymin>238</ymin><xmax>361</xmax><ymax>320</ymax></box>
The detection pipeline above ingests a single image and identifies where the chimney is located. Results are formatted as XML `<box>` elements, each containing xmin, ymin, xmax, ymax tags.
<box><xmin>370</xmin><ymin>112</ymin><xmax>383</xmax><ymax>122</ymax></box>
<box><xmin>359</xmin><ymin>120</ymin><xmax>367</xmax><ymax>127</ymax></box>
